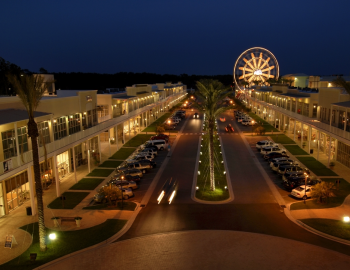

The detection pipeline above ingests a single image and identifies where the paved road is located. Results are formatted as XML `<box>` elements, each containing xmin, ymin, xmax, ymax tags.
<box><xmin>118</xmin><ymin>109</ymin><xmax>350</xmax><ymax>256</ymax></box>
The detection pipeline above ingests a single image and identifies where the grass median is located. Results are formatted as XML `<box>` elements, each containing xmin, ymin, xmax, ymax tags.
<box><xmin>269</xmin><ymin>134</ymin><xmax>296</xmax><ymax>145</ymax></box>
<box><xmin>109</xmin><ymin>147</ymin><xmax>136</xmax><ymax>160</ymax></box>
<box><xmin>196</xmin><ymin>133</ymin><xmax>229</xmax><ymax>201</ymax></box>
<box><xmin>142</xmin><ymin>113</ymin><xmax>172</xmax><ymax>132</ymax></box>
<box><xmin>69</xmin><ymin>178</ymin><xmax>105</xmax><ymax>190</ymax></box>
<box><xmin>300</xmin><ymin>219</ymin><xmax>350</xmax><ymax>240</ymax></box>
<box><xmin>290</xmin><ymin>178</ymin><xmax>349</xmax><ymax>210</ymax></box>
<box><xmin>47</xmin><ymin>192</ymin><xmax>90</xmax><ymax>209</ymax></box>
<box><xmin>247</xmin><ymin>113</ymin><xmax>279</xmax><ymax>132</ymax></box>
<box><xmin>83</xmin><ymin>202</ymin><xmax>137</xmax><ymax>211</ymax></box>
<box><xmin>284</xmin><ymin>145</ymin><xmax>309</xmax><ymax>155</ymax></box>
<box><xmin>87</xmin><ymin>169</ymin><xmax>114</xmax><ymax>177</ymax></box>
<box><xmin>296</xmin><ymin>157</ymin><xmax>338</xmax><ymax>176</ymax></box>
<box><xmin>123</xmin><ymin>134</ymin><xmax>152</xmax><ymax>147</ymax></box>
<box><xmin>99</xmin><ymin>160</ymin><xmax>123</xmax><ymax>168</ymax></box>
<box><xmin>3</xmin><ymin>219</ymin><xmax>127</xmax><ymax>270</ymax></box>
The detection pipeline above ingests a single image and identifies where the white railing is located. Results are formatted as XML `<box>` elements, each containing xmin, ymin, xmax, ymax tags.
<box><xmin>0</xmin><ymin>91</ymin><xmax>187</xmax><ymax>176</ymax></box>
<box><xmin>248</xmin><ymin>97</ymin><xmax>350</xmax><ymax>143</ymax></box>
<box><xmin>98</xmin><ymin>114</ymin><xmax>111</xmax><ymax>123</ymax></box>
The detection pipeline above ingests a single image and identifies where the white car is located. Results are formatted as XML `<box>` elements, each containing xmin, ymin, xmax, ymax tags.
<box><xmin>247</xmin><ymin>120</ymin><xmax>256</xmax><ymax>126</ymax></box>
<box><xmin>256</xmin><ymin>140</ymin><xmax>277</xmax><ymax>150</ymax></box>
<box><xmin>291</xmin><ymin>185</ymin><xmax>314</xmax><ymax>200</ymax></box>
<box><xmin>261</xmin><ymin>145</ymin><xmax>287</xmax><ymax>156</ymax></box>
<box><xmin>241</xmin><ymin>120</ymin><xmax>249</xmax><ymax>125</ymax></box>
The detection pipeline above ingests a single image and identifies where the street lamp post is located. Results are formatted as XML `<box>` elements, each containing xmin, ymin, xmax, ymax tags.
<box><xmin>304</xmin><ymin>172</ymin><xmax>308</xmax><ymax>204</ymax></box>
<box><xmin>251</xmin><ymin>120</ymin><xmax>255</xmax><ymax>134</ymax></box>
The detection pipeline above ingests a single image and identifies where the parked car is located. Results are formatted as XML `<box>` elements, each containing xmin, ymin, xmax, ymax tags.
<box><xmin>139</xmin><ymin>148</ymin><xmax>158</xmax><ymax>156</ymax></box>
<box><xmin>256</xmin><ymin>140</ymin><xmax>277</xmax><ymax>150</ymax></box>
<box><xmin>241</xmin><ymin>119</ymin><xmax>249</xmax><ymax>126</ymax></box>
<box><xmin>119</xmin><ymin>168</ymin><xmax>143</xmax><ymax>178</ymax></box>
<box><xmin>94</xmin><ymin>186</ymin><xmax>134</xmax><ymax>202</ymax></box>
<box><xmin>135</xmin><ymin>151</ymin><xmax>156</xmax><ymax>159</ymax></box>
<box><xmin>127</xmin><ymin>162</ymin><xmax>152</xmax><ymax>173</ymax></box>
<box><xmin>193</xmin><ymin>112</ymin><xmax>199</xmax><ymax>118</ymax></box>
<box><xmin>150</xmin><ymin>134</ymin><xmax>169</xmax><ymax>142</ymax></box>
<box><xmin>283</xmin><ymin>177</ymin><xmax>321</xmax><ymax>191</ymax></box>
<box><xmin>268</xmin><ymin>156</ymin><xmax>293</xmax><ymax>165</ymax></box>
<box><xmin>291</xmin><ymin>185</ymin><xmax>314</xmax><ymax>200</ymax></box>
<box><xmin>271</xmin><ymin>160</ymin><xmax>296</xmax><ymax>172</ymax></box>
<box><xmin>136</xmin><ymin>159</ymin><xmax>156</xmax><ymax>168</ymax></box>
<box><xmin>261</xmin><ymin>145</ymin><xmax>287</xmax><ymax>156</ymax></box>
<box><xmin>111</xmin><ymin>173</ymin><xmax>141</xmax><ymax>183</ymax></box>
<box><xmin>264</xmin><ymin>152</ymin><xmax>289</xmax><ymax>160</ymax></box>
<box><xmin>145</xmin><ymin>140</ymin><xmax>167</xmax><ymax>151</ymax></box>
<box><xmin>278</xmin><ymin>165</ymin><xmax>310</xmax><ymax>176</ymax></box>
<box><xmin>140</xmin><ymin>144</ymin><xmax>158</xmax><ymax>152</ymax></box>
<box><xmin>133</xmin><ymin>154</ymin><xmax>154</xmax><ymax>161</ymax></box>
<box><xmin>110</xmin><ymin>179</ymin><xmax>138</xmax><ymax>190</ymax></box>
<box><xmin>247</xmin><ymin>120</ymin><xmax>256</xmax><ymax>126</ymax></box>
<box><xmin>282</xmin><ymin>171</ymin><xmax>306</xmax><ymax>181</ymax></box>
<box><xmin>237</xmin><ymin>117</ymin><xmax>244</xmax><ymax>122</ymax></box>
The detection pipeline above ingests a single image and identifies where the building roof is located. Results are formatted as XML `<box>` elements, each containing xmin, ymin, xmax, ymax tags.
<box><xmin>112</xmin><ymin>95</ymin><xmax>136</xmax><ymax>100</ymax></box>
<box><xmin>0</xmin><ymin>109</ymin><xmax>51</xmax><ymax>125</ymax></box>
<box><xmin>320</xmin><ymin>76</ymin><xmax>350</xmax><ymax>82</ymax></box>
<box><xmin>279</xmin><ymin>93</ymin><xmax>309</xmax><ymax>98</ymax></box>
<box><xmin>282</xmin><ymin>73</ymin><xmax>308</xmax><ymax>77</ymax></box>
<box><xmin>332</xmin><ymin>101</ymin><xmax>350</xmax><ymax>108</ymax></box>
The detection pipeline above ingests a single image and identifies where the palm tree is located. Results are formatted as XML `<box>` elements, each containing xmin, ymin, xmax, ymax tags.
<box><xmin>195</xmin><ymin>79</ymin><xmax>232</xmax><ymax>191</ymax></box>
<box><xmin>7</xmin><ymin>74</ymin><xmax>49</xmax><ymax>251</ymax></box>
<box><xmin>332</xmin><ymin>77</ymin><xmax>350</xmax><ymax>94</ymax></box>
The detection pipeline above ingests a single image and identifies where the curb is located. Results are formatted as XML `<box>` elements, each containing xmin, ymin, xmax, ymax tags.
<box><xmin>191</xmin><ymin>120</ymin><xmax>234</xmax><ymax>204</ymax></box>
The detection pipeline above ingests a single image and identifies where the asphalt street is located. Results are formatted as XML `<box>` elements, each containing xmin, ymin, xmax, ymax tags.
<box><xmin>118</xmin><ymin>109</ymin><xmax>350</xmax><ymax>257</ymax></box>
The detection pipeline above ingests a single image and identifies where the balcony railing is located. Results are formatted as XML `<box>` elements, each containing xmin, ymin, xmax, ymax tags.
<box><xmin>0</xmin><ymin>91</ymin><xmax>186</xmax><ymax>177</ymax></box>
<box><xmin>248</xmin><ymin>96</ymin><xmax>350</xmax><ymax>143</ymax></box>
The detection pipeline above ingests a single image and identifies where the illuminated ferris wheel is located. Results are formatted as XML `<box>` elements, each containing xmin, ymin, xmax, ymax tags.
<box><xmin>233</xmin><ymin>47</ymin><xmax>279</xmax><ymax>90</ymax></box>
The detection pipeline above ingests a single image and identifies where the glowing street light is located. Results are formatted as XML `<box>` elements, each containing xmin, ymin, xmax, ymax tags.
<box><xmin>49</xmin><ymin>233</ymin><xmax>56</xmax><ymax>240</ymax></box>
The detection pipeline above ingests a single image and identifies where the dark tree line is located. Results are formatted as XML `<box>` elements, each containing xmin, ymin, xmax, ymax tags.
<box><xmin>0</xmin><ymin>56</ymin><xmax>233</xmax><ymax>95</ymax></box>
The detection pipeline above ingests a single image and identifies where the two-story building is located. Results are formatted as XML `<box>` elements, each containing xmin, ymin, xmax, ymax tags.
<box><xmin>0</xmin><ymin>79</ymin><xmax>187</xmax><ymax>217</ymax></box>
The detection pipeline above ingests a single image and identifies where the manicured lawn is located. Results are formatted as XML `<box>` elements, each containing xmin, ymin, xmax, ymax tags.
<box><xmin>142</xmin><ymin>113</ymin><xmax>172</xmax><ymax>132</ymax></box>
<box><xmin>284</xmin><ymin>145</ymin><xmax>309</xmax><ymax>155</ymax></box>
<box><xmin>123</xmin><ymin>134</ymin><xmax>152</xmax><ymax>147</ymax></box>
<box><xmin>3</xmin><ymin>219</ymin><xmax>127</xmax><ymax>269</ymax></box>
<box><xmin>87</xmin><ymin>169</ymin><xmax>114</xmax><ymax>177</ymax></box>
<box><xmin>196</xmin><ymin>133</ymin><xmax>229</xmax><ymax>201</ymax></box>
<box><xmin>296</xmin><ymin>157</ymin><xmax>338</xmax><ymax>176</ymax></box>
<box><xmin>300</xmin><ymin>219</ymin><xmax>350</xmax><ymax>240</ymax></box>
<box><xmin>109</xmin><ymin>148</ymin><xmax>136</xmax><ymax>160</ymax></box>
<box><xmin>83</xmin><ymin>202</ymin><xmax>137</xmax><ymax>211</ymax></box>
<box><xmin>99</xmin><ymin>160</ymin><xmax>123</xmax><ymax>168</ymax></box>
<box><xmin>269</xmin><ymin>134</ymin><xmax>296</xmax><ymax>145</ymax></box>
<box><xmin>47</xmin><ymin>192</ymin><xmax>90</xmax><ymax>209</ymax></box>
<box><xmin>290</xmin><ymin>178</ymin><xmax>349</xmax><ymax>210</ymax></box>
<box><xmin>247</xmin><ymin>113</ymin><xmax>279</xmax><ymax>132</ymax></box>
<box><xmin>69</xmin><ymin>178</ymin><xmax>105</xmax><ymax>190</ymax></box>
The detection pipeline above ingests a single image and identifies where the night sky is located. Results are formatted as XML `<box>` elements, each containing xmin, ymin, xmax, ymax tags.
<box><xmin>2</xmin><ymin>0</ymin><xmax>349</xmax><ymax>76</ymax></box>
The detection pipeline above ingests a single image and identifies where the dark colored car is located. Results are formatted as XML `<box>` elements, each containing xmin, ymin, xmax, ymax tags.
<box><xmin>142</xmin><ymin>144</ymin><xmax>158</xmax><ymax>152</ymax></box>
<box><xmin>137</xmin><ymin>159</ymin><xmax>156</xmax><ymax>168</ymax></box>
<box><xmin>225</xmin><ymin>124</ymin><xmax>234</xmax><ymax>132</ymax></box>
<box><xmin>150</xmin><ymin>134</ymin><xmax>169</xmax><ymax>142</ymax></box>
<box><xmin>109</xmin><ymin>173</ymin><xmax>141</xmax><ymax>183</ymax></box>
<box><xmin>193</xmin><ymin>112</ymin><xmax>199</xmax><ymax>119</ymax></box>
<box><xmin>282</xmin><ymin>171</ymin><xmax>306</xmax><ymax>181</ymax></box>
<box><xmin>278</xmin><ymin>165</ymin><xmax>310</xmax><ymax>176</ymax></box>
<box><xmin>283</xmin><ymin>177</ymin><xmax>321</xmax><ymax>191</ymax></box>
<box><xmin>264</xmin><ymin>152</ymin><xmax>289</xmax><ymax>160</ymax></box>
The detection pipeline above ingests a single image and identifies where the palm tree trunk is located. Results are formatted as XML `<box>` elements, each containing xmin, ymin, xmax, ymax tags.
<box><xmin>28</xmin><ymin>118</ymin><xmax>46</xmax><ymax>251</ymax></box>
<box><xmin>209</xmin><ymin>120</ymin><xmax>215</xmax><ymax>191</ymax></box>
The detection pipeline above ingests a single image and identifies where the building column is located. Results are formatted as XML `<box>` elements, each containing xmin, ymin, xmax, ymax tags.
<box><xmin>72</xmin><ymin>146</ymin><xmax>77</xmax><ymax>183</ymax></box>
<box><xmin>115</xmin><ymin>126</ymin><xmax>119</xmax><ymax>150</ymax></box>
<box><xmin>317</xmin><ymin>131</ymin><xmax>320</xmax><ymax>160</ymax></box>
<box><xmin>53</xmin><ymin>153</ymin><xmax>60</xmax><ymax>197</ymax></box>
<box><xmin>123</xmin><ymin>125</ymin><xmax>125</xmax><ymax>144</ymax></box>
<box><xmin>328</xmin><ymin>136</ymin><xmax>332</xmax><ymax>165</ymax></box>
<box><xmin>14</xmin><ymin>123</ymin><xmax>21</xmax><ymax>166</ymax></box>
<box><xmin>108</xmin><ymin>129</ymin><xmax>111</xmax><ymax>157</ymax></box>
<box><xmin>27</xmin><ymin>164</ymin><xmax>36</xmax><ymax>216</ymax></box>
<box><xmin>98</xmin><ymin>135</ymin><xmax>102</xmax><ymax>163</ymax></box>
<box><xmin>301</xmin><ymin>123</ymin><xmax>303</xmax><ymax>147</ymax></box>
<box><xmin>308</xmin><ymin>126</ymin><xmax>311</xmax><ymax>154</ymax></box>
<box><xmin>128</xmin><ymin>119</ymin><xmax>131</xmax><ymax>141</ymax></box>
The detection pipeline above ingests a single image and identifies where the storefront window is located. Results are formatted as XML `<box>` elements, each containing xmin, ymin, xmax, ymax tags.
<box><xmin>40</xmin><ymin>158</ymin><xmax>53</xmax><ymax>189</ymax></box>
<box><xmin>5</xmin><ymin>171</ymin><xmax>30</xmax><ymax>212</ymax></box>
<box><xmin>57</xmin><ymin>151</ymin><xmax>70</xmax><ymax>180</ymax></box>
<box><xmin>0</xmin><ymin>184</ymin><xmax>5</xmax><ymax>217</ymax></box>
<box><xmin>2</xmin><ymin>129</ymin><xmax>17</xmax><ymax>159</ymax></box>
<box><xmin>337</xmin><ymin>141</ymin><xmax>350</xmax><ymax>168</ymax></box>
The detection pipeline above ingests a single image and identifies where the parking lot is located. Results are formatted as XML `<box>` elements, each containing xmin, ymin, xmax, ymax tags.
<box><xmin>245</xmin><ymin>136</ymin><xmax>311</xmax><ymax>204</ymax></box>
